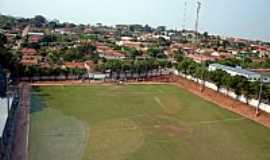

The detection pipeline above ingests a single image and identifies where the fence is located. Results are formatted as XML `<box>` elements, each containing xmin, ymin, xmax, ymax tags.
<box><xmin>18</xmin><ymin>69</ymin><xmax>172</xmax><ymax>82</ymax></box>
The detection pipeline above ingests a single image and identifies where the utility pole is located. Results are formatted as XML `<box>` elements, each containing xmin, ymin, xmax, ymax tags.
<box><xmin>194</xmin><ymin>1</ymin><xmax>204</xmax><ymax>92</ymax></box>
<box><xmin>195</xmin><ymin>1</ymin><xmax>201</xmax><ymax>43</ymax></box>
<box><xmin>256</xmin><ymin>76</ymin><xmax>263</xmax><ymax>117</ymax></box>
<box><xmin>6</xmin><ymin>72</ymin><xmax>11</xmax><ymax>113</ymax></box>
<box><xmin>182</xmin><ymin>1</ymin><xmax>188</xmax><ymax>31</ymax></box>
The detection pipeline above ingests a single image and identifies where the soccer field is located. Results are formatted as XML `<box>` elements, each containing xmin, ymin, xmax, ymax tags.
<box><xmin>30</xmin><ymin>85</ymin><xmax>270</xmax><ymax>160</ymax></box>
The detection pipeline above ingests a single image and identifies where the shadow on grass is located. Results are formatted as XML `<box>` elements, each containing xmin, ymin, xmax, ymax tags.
<box><xmin>31</xmin><ymin>88</ymin><xmax>52</xmax><ymax>113</ymax></box>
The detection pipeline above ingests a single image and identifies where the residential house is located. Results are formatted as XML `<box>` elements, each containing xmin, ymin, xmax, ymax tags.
<box><xmin>187</xmin><ymin>54</ymin><xmax>217</xmax><ymax>63</ymax></box>
<box><xmin>20</xmin><ymin>48</ymin><xmax>40</xmax><ymax>66</ymax></box>
<box><xmin>27</xmin><ymin>32</ymin><xmax>45</xmax><ymax>43</ymax></box>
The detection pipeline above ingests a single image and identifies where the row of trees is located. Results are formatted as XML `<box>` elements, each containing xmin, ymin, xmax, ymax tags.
<box><xmin>176</xmin><ymin>57</ymin><xmax>270</xmax><ymax>104</ymax></box>
<box><xmin>96</xmin><ymin>59</ymin><xmax>172</xmax><ymax>79</ymax></box>
<box><xmin>219</xmin><ymin>58</ymin><xmax>270</xmax><ymax>69</ymax></box>
<box><xmin>0</xmin><ymin>33</ymin><xmax>23</xmax><ymax>77</ymax></box>
<box><xmin>18</xmin><ymin>65</ymin><xmax>86</xmax><ymax>78</ymax></box>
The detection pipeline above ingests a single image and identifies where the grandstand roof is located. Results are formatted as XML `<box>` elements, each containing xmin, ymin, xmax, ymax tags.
<box><xmin>209</xmin><ymin>63</ymin><xmax>260</xmax><ymax>77</ymax></box>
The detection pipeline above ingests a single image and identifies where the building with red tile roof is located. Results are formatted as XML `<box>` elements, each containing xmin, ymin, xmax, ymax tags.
<box><xmin>20</xmin><ymin>48</ymin><xmax>40</xmax><ymax>66</ymax></box>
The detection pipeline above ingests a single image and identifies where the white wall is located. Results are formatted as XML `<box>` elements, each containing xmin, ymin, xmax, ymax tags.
<box><xmin>0</xmin><ymin>97</ymin><xmax>13</xmax><ymax>137</ymax></box>
<box><xmin>173</xmin><ymin>70</ymin><xmax>270</xmax><ymax>113</ymax></box>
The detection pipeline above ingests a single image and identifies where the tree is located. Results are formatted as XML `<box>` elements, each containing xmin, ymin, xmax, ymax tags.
<box><xmin>203</xmin><ymin>32</ymin><xmax>209</xmax><ymax>38</ymax></box>
<box><xmin>221</xmin><ymin>72</ymin><xmax>232</xmax><ymax>96</ymax></box>
<box><xmin>0</xmin><ymin>33</ymin><xmax>22</xmax><ymax>75</ymax></box>
<box><xmin>0</xmin><ymin>14</ymin><xmax>16</xmax><ymax>29</ymax></box>
<box><xmin>229</xmin><ymin>75</ymin><xmax>247</xmax><ymax>100</ymax></box>
<box><xmin>0</xmin><ymin>68</ymin><xmax>7</xmax><ymax>97</ymax></box>
<box><xmin>104</xmin><ymin>59</ymin><xmax>122</xmax><ymax>80</ymax></box>
<box><xmin>187</xmin><ymin>61</ymin><xmax>199</xmax><ymax>76</ymax></box>
<box><xmin>40</xmin><ymin>35</ymin><xmax>57</xmax><ymax>43</ymax></box>
<box><xmin>147</xmin><ymin>48</ymin><xmax>160</xmax><ymax>58</ymax></box>
<box><xmin>241</xmin><ymin>80</ymin><xmax>254</xmax><ymax>104</ymax></box>
<box><xmin>126</xmin><ymin>48</ymin><xmax>142</xmax><ymax>59</ymax></box>
<box><xmin>48</xmin><ymin>21</ymin><xmax>57</xmax><ymax>30</ymax></box>
<box><xmin>156</xmin><ymin>26</ymin><xmax>166</xmax><ymax>32</ymax></box>
<box><xmin>174</xmin><ymin>51</ymin><xmax>185</xmax><ymax>63</ymax></box>
<box><xmin>177</xmin><ymin>58</ymin><xmax>192</xmax><ymax>75</ymax></box>
<box><xmin>0</xmin><ymin>32</ymin><xmax>7</xmax><ymax>47</ymax></box>
<box><xmin>157</xmin><ymin>37</ymin><xmax>171</xmax><ymax>46</ymax></box>
<box><xmin>32</xmin><ymin>15</ymin><xmax>47</xmax><ymax>27</ymax></box>
<box><xmin>208</xmin><ymin>69</ymin><xmax>227</xmax><ymax>91</ymax></box>
<box><xmin>195</xmin><ymin>66</ymin><xmax>207</xmax><ymax>84</ymax></box>
<box><xmin>121</xmin><ymin>61</ymin><xmax>131</xmax><ymax>80</ymax></box>
<box><xmin>144</xmin><ymin>25</ymin><xmax>152</xmax><ymax>32</ymax></box>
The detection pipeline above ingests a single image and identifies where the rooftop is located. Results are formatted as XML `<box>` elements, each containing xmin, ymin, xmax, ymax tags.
<box><xmin>210</xmin><ymin>63</ymin><xmax>260</xmax><ymax>77</ymax></box>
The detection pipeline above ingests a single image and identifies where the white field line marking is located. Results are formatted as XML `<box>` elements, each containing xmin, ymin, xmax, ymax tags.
<box><xmin>154</xmin><ymin>97</ymin><xmax>166</xmax><ymax>111</ymax></box>
<box><xmin>196</xmin><ymin>117</ymin><xmax>247</xmax><ymax>125</ymax></box>
<box><xmin>157</xmin><ymin>89</ymin><xmax>163</xmax><ymax>93</ymax></box>
<box><xmin>39</xmin><ymin>132</ymin><xmax>85</xmax><ymax>136</ymax></box>
<box><xmin>78</xmin><ymin>124</ymin><xmax>89</xmax><ymax>160</ymax></box>
<box><xmin>127</xmin><ymin>114</ymin><xmax>148</xmax><ymax>119</ymax></box>
<box><xmin>91</xmin><ymin>125</ymin><xmax>162</xmax><ymax>133</ymax></box>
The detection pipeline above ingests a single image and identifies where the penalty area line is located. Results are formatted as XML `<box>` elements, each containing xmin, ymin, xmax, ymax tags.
<box><xmin>154</xmin><ymin>97</ymin><xmax>166</xmax><ymax>111</ymax></box>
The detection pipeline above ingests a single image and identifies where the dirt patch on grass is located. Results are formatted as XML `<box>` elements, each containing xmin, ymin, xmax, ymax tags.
<box><xmin>86</xmin><ymin>118</ymin><xmax>145</xmax><ymax>160</ymax></box>
<box><xmin>160</xmin><ymin>125</ymin><xmax>185</xmax><ymax>137</ymax></box>
<box><xmin>29</xmin><ymin>95</ymin><xmax>89</xmax><ymax>160</ymax></box>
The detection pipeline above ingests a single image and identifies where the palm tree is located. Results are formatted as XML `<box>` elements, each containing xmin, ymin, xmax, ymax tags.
<box><xmin>187</xmin><ymin>61</ymin><xmax>198</xmax><ymax>77</ymax></box>
<box><xmin>194</xmin><ymin>66</ymin><xmax>206</xmax><ymax>84</ymax></box>
<box><xmin>177</xmin><ymin>58</ymin><xmax>191</xmax><ymax>76</ymax></box>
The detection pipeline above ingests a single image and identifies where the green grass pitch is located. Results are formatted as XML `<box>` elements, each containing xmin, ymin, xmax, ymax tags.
<box><xmin>29</xmin><ymin>84</ymin><xmax>270</xmax><ymax>160</ymax></box>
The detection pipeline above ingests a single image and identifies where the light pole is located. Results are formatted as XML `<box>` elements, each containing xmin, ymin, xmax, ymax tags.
<box><xmin>256</xmin><ymin>75</ymin><xmax>263</xmax><ymax>117</ymax></box>
<box><xmin>200</xmin><ymin>53</ymin><xmax>204</xmax><ymax>92</ymax></box>
<box><xmin>6</xmin><ymin>72</ymin><xmax>11</xmax><ymax>112</ymax></box>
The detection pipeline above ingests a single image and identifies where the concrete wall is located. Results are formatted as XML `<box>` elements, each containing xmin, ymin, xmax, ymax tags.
<box><xmin>0</xmin><ymin>97</ymin><xmax>14</xmax><ymax>138</ymax></box>
<box><xmin>173</xmin><ymin>70</ymin><xmax>270</xmax><ymax>113</ymax></box>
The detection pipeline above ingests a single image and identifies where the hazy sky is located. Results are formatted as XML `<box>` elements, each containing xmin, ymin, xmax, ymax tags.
<box><xmin>1</xmin><ymin>0</ymin><xmax>270</xmax><ymax>41</ymax></box>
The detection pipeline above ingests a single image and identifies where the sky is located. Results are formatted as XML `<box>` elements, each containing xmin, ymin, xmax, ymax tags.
<box><xmin>1</xmin><ymin>0</ymin><xmax>270</xmax><ymax>41</ymax></box>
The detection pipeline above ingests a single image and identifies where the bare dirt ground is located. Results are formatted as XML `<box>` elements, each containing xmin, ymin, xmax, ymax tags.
<box><xmin>30</xmin><ymin>75</ymin><xmax>270</xmax><ymax>128</ymax></box>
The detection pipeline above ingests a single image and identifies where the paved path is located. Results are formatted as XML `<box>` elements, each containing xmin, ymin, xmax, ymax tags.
<box><xmin>11</xmin><ymin>84</ymin><xmax>31</xmax><ymax>160</ymax></box>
